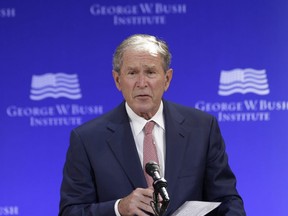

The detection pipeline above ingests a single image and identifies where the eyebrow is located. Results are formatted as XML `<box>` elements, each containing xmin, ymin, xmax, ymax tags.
<box><xmin>126</xmin><ymin>64</ymin><xmax>157</xmax><ymax>70</ymax></box>
<box><xmin>143</xmin><ymin>65</ymin><xmax>157</xmax><ymax>70</ymax></box>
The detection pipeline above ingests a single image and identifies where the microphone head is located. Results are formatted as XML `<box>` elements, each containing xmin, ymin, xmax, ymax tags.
<box><xmin>145</xmin><ymin>161</ymin><xmax>160</xmax><ymax>177</ymax></box>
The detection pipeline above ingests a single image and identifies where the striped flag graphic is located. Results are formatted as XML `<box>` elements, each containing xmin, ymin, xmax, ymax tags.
<box><xmin>30</xmin><ymin>73</ymin><xmax>82</xmax><ymax>100</ymax></box>
<box><xmin>218</xmin><ymin>68</ymin><xmax>270</xmax><ymax>96</ymax></box>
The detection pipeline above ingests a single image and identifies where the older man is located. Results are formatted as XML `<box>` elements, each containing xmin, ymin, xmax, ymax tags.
<box><xmin>59</xmin><ymin>34</ymin><xmax>246</xmax><ymax>216</ymax></box>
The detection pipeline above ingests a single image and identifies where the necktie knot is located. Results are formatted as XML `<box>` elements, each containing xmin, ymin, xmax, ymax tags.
<box><xmin>144</xmin><ymin>121</ymin><xmax>155</xmax><ymax>135</ymax></box>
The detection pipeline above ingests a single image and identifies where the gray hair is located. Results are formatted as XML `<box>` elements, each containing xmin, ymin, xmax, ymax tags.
<box><xmin>113</xmin><ymin>34</ymin><xmax>172</xmax><ymax>73</ymax></box>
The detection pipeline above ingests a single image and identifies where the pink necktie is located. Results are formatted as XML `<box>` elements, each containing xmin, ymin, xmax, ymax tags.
<box><xmin>143</xmin><ymin>121</ymin><xmax>159</xmax><ymax>187</ymax></box>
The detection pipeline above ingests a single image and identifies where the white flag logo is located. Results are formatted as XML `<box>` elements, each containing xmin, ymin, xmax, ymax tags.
<box><xmin>218</xmin><ymin>68</ymin><xmax>270</xmax><ymax>96</ymax></box>
<box><xmin>30</xmin><ymin>73</ymin><xmax>82</xmax><ymax>100</ymax></box>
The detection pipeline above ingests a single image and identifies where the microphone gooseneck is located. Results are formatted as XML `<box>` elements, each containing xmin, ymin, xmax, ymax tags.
<box><xmin>145</xmin><ymin>161</ymin><xmax>170</xmax><ymax>216</ymax></box>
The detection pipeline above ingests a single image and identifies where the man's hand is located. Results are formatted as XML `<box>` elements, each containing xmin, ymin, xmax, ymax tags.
<box><xmin>118</xmin><ymin>187</ymin><xmax>155</xmax><ymax>216</ymax></box>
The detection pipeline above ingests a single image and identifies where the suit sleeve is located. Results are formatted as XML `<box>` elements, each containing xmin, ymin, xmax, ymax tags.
<box><xmin>58</xmin><ymin>130</ymin><xmax>116</xmax><ymax>216</ymax></box>
<box><xmin>204</xmin><ymin>117</ymin><xmax>246</xmax><ymax>216</ymax></box>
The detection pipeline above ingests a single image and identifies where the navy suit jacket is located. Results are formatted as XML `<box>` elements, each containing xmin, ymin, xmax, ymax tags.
<box><xmin>59</xmin><ymin>100</ymin><xmax>246</xmax><ymax>216</ymax></box>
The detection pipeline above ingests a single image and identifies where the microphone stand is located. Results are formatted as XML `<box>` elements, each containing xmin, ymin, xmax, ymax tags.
<box><xmin>150</xmin><ymin>177</ymin><xmax>170</xmax><ymax>216</ymax></box>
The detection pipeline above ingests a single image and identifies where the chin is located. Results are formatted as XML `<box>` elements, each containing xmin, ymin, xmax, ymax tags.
<box><xmin>132</xmin><ymin>103</ymin><xmax>150</xmax><ymax>112</ymax></box>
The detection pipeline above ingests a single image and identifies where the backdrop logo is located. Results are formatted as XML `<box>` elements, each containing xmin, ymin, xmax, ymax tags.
<box><xmin>0</xmin><ymin>8</ymin><xmax>16</xmax><ymax>18</ymax></box>
<box><xmin>194</xmin><ymin>69</ymin><xmax>288</xmax><ymax>122</ymax></box>
<box><xmin>0</xmin><ymin>206</ymin><xmax>19</xmax><ymax>215</ymax></box>
<box><xmin>30</xmin><ymin>73</ymin><xmax>82</xmax><ymax>100</ymax></box>
<box><xmin>90</xmin><ymin>3</ymin><xmax>187</xmax><ymax>25</ymax></box>
<box><xmin>218</xmin><ymin>68</ymin><xmax>270</xmax><ymax>96</ymax></box>
<box><xmin>6</xmin><ymin>73</ymin><xmax>104</xmax><ymax>127</ymax></box>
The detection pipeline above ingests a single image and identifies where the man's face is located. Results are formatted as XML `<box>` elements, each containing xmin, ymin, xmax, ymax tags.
<box><xmin>113</xmin><ymin>49</ymin><xmax>173</xmax><ymax>119</ymax></box>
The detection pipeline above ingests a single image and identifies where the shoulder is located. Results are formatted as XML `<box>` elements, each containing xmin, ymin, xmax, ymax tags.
<box><xmin>73</xmin><ymin>102</ymin><xmax>127</xmax><ymax>135</ymax></box>
<box><xmin>164</xmin><ymin>100</ymin><xmax>216</xmax><ymax>123</ymax></box>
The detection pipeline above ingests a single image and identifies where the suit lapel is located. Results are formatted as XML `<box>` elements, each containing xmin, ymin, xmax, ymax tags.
<box><xmin>106</xmin><ymin>103</ymin><xmax>147</xmax><ymax>189</ymax></box>
<box><xmin>163</xmin><ymin>102</ymin><xmax>188</xmax><ymax>208</ymax></box>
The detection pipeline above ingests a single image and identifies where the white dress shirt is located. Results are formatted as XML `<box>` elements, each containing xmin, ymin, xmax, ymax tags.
<box><xmin>125</xmin><ymin>101</ymin><xmax>166</xmax><ymax>176</ymax></box>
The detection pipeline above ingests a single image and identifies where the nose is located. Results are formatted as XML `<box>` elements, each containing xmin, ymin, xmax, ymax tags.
<box><xmin>136</xmin><ymin>73</ymin><xmax>147</xmax><ymax>88</ymax></box>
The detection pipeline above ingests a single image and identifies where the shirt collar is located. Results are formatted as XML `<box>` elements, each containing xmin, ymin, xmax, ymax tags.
<box><xmin>125</xmin><ymin>101</ymin><xmax>165</xmax><ymax>135</ymax></box>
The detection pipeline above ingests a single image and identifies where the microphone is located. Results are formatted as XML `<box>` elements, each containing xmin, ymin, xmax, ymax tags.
<box><xmin>145</xmin><ymin>161</ymin><xmax>170</xmax><ymax>202</ymax></box>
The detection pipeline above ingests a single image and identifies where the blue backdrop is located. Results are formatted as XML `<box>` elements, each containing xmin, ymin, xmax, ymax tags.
<box><xmin>1</xmin><ymin>0</ymin><xmax>288</xmax><ymax>215</ymax></box>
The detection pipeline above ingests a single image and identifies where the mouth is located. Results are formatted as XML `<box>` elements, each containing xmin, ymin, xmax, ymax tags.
<box><xmin>135</xmin><ymin>94</ymin><xmax>151</xmax><ymax>99</ymax></box>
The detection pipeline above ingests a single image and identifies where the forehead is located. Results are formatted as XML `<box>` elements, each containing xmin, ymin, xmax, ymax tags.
<box><xmin>122</xmin><ymin>49</ymin><xmax>162</xmax><ymax>68</ymax></box>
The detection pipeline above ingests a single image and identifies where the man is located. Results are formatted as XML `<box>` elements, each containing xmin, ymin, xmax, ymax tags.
<box><xmin>59</xmin><ymin>34</ymin><xmax>246</xmax><ymax>216</ymax></box>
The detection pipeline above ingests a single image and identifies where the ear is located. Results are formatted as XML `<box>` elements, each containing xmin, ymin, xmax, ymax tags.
<box><xmin>164</xmin><ymin>69</ymin><xmax>173</xmax><ymax>91</ymax></box>
<box><xmin>112</xmin><ymin>70</ymin><xmax>122</xmax><ymax>91</ymax></box>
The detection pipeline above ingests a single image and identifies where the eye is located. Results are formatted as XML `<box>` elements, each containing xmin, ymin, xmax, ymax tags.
<box><xmin>126</xmin><ymin>70</ymin><xmax>137</xmax><ymax>78</ymax></box>
<box><xmin>147</xmin><ymin>70</ymin><xmax>157</xmax><ymax>77</ymax></box>
<box><xmin>127</xmin><ymin>70</ymin><xmax>136</xmax><ymax>75</ymax></box>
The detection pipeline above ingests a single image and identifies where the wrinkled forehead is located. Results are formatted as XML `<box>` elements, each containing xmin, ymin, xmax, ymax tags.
<box><xmin>121</xmin><ymin>49</ymin><xmax>163</xmax><ymax>71</ymax></box>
